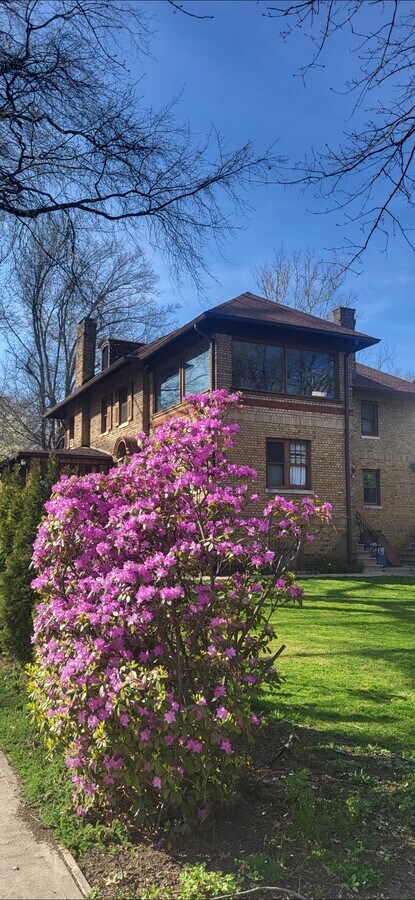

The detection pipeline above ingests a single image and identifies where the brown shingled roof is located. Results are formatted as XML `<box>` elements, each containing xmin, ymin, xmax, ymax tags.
<box><xmin>137</xmin><ymin>291</ymin><xmax>378</xmax><ymax>360</ymax></box>
<box><xmin>354</xmin><ymin>362</ymin><xmax>415</xmax><ymax>396</ymax></box>
<box><xmin>208</xmin><ymin>292</ymin><xmax>373</xmax><ymax>338</ymax></box>
<box><xmin>45</xmin><ymin>292</ymin><xmax>379</xmax><ymax>419</ymax></box>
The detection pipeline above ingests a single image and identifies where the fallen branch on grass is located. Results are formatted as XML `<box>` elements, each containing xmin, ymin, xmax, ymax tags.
<box><xmin>270</xmin><ymin>732</ymin><xmax>296</xmax><ymax>764</ymax></box>
<box><xmin>212</xmin><ymin>886</ymin><xmax>306</xmax><ymax>899</ymax></box>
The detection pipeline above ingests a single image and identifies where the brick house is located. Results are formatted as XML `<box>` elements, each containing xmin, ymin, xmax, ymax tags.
<box><xmin>41</xmin><ymin>292</ymin><xmax>415</xmax><ymax>566</ymax></box>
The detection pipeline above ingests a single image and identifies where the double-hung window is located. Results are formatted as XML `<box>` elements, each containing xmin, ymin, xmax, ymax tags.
<box><xmin>68</xmin><ymin>416</ymin><xmax>75</xmax><ymax>448</ymax></box>
<box><xmin>361</xmin><ymin>401</ymin><xmax>378</xmax><ymax>436</ymax></box>
<box><xmin>100</xmin><ymin>396</ymin><xmax>112</xmax><ymax>434</ymax></box>
<box><xmin>267</xmin><ymin>439</ymin><xmax>311</xmax><ymax>490</ymax></box>
<box><xmin>155</xmin><ymin>346</ymin><xmax>210</xmax><ymax>412</ymax></box>
<box><xmin>363</xmin><ymin>469</ymin><xmax>381</xmax><ymax>506</ymax></box>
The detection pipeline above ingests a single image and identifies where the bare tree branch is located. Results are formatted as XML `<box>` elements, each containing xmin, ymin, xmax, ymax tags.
<box><xmin>0</xmin><ymin>0</ymin><xmax>281</xmax><ymax>283</ymax></box>
<box><xmin>264</xmin><ymin>1</ymin><xmax>415</xmax><ymax>264</ymax></box>
<box><xmin>255</xmin><ymin>245</ymin><xmax>357</xmax><ymax>318</ymax></box>
<box><xmin>0</xmin><ymin>213</ymin><xmax>174</xmax><ymax>449</ymax></box>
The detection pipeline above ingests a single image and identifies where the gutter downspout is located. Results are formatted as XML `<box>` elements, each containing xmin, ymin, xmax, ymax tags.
<box><xmin>344</xmin><ymin>343</ymin><xmax>358</xmax><ymax>566</ymax></box>
<box><xmin>193</xmin><ymin>324</ymin><xmax>216</xmax><ymax>390</ymax></box>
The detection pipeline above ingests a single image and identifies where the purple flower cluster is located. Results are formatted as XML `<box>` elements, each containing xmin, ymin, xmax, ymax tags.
<box><xmin>28</xmin><ymin>390</ymin><xmax>331</xmax><ymax>830</ymax></box>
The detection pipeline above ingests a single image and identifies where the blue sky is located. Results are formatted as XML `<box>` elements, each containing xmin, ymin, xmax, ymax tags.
<box><xmin>133</xmin><ymin>0</ymin><xmax>415</xmax><ymax>372</ymax></box>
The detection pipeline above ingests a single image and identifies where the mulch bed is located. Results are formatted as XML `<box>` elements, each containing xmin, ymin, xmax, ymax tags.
<box><xmin>80</xmin><ymin>723</ymin><xmax>415</xmax><ymax>899</ymax></box>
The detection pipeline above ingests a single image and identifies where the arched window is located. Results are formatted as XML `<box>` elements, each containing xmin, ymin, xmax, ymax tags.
<box><xmin>114</xmin><ymin>436</ymin><xmax>139</xmax><ymax>464</ymax></box>
<box><xmin>101</xmin><ymin>344</ymin><xmax>109</xmax><ymax>370</ymax></box>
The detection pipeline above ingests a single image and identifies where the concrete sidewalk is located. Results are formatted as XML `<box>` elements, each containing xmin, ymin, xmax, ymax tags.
<box><xmin>0</xmin><ymin>750</ymin><xmax>88</xmax><ymax>900</ymax></box>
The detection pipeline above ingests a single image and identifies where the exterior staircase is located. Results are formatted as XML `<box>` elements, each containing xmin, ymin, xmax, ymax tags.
<box><xmin>355</xmin><ymin>511</ymin><xmax>401</xmax><ymax>571</ymax></box>
<box><xmin>400</xmin><ymin>541</ymin><xmax>415</xmax><ymax>568</ymax></box>
<box><xmin>356</xmin><ymin>542</ymin><xmax>384</xmax><ymax>575</ymax></box>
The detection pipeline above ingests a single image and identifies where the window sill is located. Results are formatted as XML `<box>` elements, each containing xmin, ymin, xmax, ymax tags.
<box><xmin>117</xmin><ymin>421</ymin><xmax>132</xmax><ymax>429</ymax></box>
<box><xmin>363</xmin><ymin>504</ymin><xmax>382</xmax><ymax>509</ymax></box>
<box><xmin>153</xmin><ymin>392</ymin><xmax>210</xmax><ymax>418</ymax></box>
<box><xmin>361</xmin><ymin>434</ymin><xmax>380</xmax><ymax>440</ymax></box>
<box><xmin>265</xmin><ymin>488</ymin><xmax>314</xmax><ymax>495</ymax></box>
<box><xmin>232</xmin><ymin>387</ymin><xmax>340</xmax><ymax>403</ymax></box>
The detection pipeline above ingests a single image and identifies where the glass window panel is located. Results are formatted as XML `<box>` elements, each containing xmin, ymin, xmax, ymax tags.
<box><xmin>290</xmin><ymin>442</ymin><xmax>307</xmax><ymax>465</ymax></box>
<box><xmin>119</xmin><ymin>385</ymin><xmax>129</xmax><ymax>423</ymax></box>
<box><xmin>267</xmin><ymin>441</ymin><xmax>285</xmax><ymax>487</ymax></box>
<box><xmin>363</xmin><ymin>470</ymin><xmax>380</xmax><ymax>505</ymax></box>
<box><xmin>268</xmin><ymin>463</ymin><xmax>284</xmax><ymax>486</ymax></box>
<box><xmin>184</xmin><ymin>347</ymin><xmax>210</xmax><ymax>396</ymax></box>
<box><xmin>361</xmin><ymin>402</ymin><xmax>377</xmax><ymax>435</ymax></box>
<box><xmin>290</xmin><ymin>442</ymin><xmax>307</xmax><ymax>485</ymax></box>
<box><xmin>286</xmin><ymin>349</ymin><xmax>335</xmax><ymax>398</ymax></box>
<box><xmin>101</xmin><ymin>398</ymin><xmax>107</xmax><ymax>433</ymax></box>
<box><xmin>268</xmin><ymin>440</ymin><xmax>284</xmax><ymax>464</ymax></box>
<box><xmin>233</xmin><ymin>341</ymin><xmax>285</xmax><ymax>393</ymax></box>
<box><xmin>157</xmin><ymin>366</ymin><xmax>180</xmax><ymax>411</ymax></box>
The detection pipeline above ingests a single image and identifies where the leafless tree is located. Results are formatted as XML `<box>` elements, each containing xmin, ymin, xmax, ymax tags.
<box><xmin>359</xmin><ymin>341</ymin><xmax>415</xmax><ymax>381</ymax></box>
<box><xmin>0</xmin><ymin>0</ymin><xmax>279</xmax><ymax>282</ymax></box>
<box><xmin>264</xmin><ymin>1</ymin><xmax>415</xmax><ymax>264</ymax></box>
<box><xmin>255</xmin><ymin>246</ymin><xmax>356</xmax><ymax>318</ymax></box>
<box><xmin>0</xmin><ymin>395</ymin><xmax>33</xmax><ymax>456</ymax></box>
<box><xmin>0</xmin><ymin>214</ymin><xmax>174</xmax><ymax>449</ymax></box>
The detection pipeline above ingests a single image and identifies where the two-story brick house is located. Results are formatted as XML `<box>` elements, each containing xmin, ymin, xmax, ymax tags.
<box><xmin>20</xmin><ymin>290</ymin><xmax>411</xmax><ymax>566</ymax></box>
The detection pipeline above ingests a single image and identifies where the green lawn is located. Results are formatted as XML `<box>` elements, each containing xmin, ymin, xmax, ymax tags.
<box><xmin>264</xmin><ymin>577</ymin><xmax>415</xmax><ymax>755</ymax></box>
<box><xmin>1</xmin><ymin>577</ymin><xmax>415</xmax><ymax>897</ymax></box>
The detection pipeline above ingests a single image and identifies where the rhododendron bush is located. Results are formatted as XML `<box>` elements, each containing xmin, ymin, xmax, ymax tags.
<box><xmin>28</xmin><ymin>391</ymin><xmax>331</xmax><ymax>831</ymax></box>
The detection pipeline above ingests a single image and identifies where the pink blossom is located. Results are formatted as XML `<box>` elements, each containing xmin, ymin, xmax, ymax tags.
<box><xmin>198</xmin><ymin>807</ymin><xmax>209</xmax><ymax>819</ymax></box>
<box><xmin>213</xmin><ymin>685</ymin><xmax>226</xmax><ymax>698</ymax></box>
<box><xmin>29</xmin><ymin>389</ymin><xmax>331</xmax><ymax>828</ymax></box>
<box><xmin>186</xmin><ymin>739</ymin><xmax>203</xmax><ymax>753</ymax></box>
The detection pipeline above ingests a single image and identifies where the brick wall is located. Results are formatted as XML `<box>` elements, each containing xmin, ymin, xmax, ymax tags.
<box><xmin>66</xmin><ymin>363</ymin><xmax>146</xmax><ymax>455</ymax></box>
<box><xmin>214</xmin><ymin>333</ymin><xmax>349</xmax><ymax>559</ymax></box>
<box><xmin>75</xmin><ymin>319</ymin><xmax>97</xmax><ymax>388</ymax></box>
<box><xmin>64</xmin><ymin>329</ymin><xmax>415</xmax><ymax>563</ymax></box>
<box><xmin>352</xmin><ymin>388</ymin><xmax>415</xmax><ymax>554</ymax></box>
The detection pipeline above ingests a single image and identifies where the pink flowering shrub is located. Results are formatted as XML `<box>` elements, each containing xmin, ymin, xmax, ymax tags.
<box><xmin>28</xmin><ymin>391</ymin><xmax>331</xmax><ymax>831</ymax></box>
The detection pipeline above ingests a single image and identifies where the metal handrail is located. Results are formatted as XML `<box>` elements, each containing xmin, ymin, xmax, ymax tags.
<box><xmin>356</xmin><ymin>510</ymin><xmax>380</xmax><ymax>563</ymax></box>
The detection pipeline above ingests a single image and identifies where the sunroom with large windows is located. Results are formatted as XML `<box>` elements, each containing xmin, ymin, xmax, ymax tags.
<box><xmin>232</xmin><ymin>339</ymin><xmax>336</xmax><ymax>398</ymax></box>
<box><xmin>156</xmin><ymin>345</ymin><xmax>210</xmax><ymax>412</ymax></box>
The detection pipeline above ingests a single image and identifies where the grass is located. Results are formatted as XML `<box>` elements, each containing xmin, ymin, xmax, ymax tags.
<box><xmin>249</xmin><ymin>577</ymin><xmax>415</xmax><ymax>895</ymax></box>
<box><xmin>261</xmin><ymin>576</ymin><xmax>415</xmax><ymax>755</ymax></box>
<box><xmin>0</xmin><ymin>665</ymin><xmax>128</xmax><ymax>856</ymax></box>
<box><xmin>1</xmin><ymin>577</ymin><xmax>414</xmax><ymax>897</ymax></box>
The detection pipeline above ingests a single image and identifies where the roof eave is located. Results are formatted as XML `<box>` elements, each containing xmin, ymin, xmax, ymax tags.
<box><xmin>139</xmin><ymin>310</ymin><xmax>378</xmax><ymax>363</ymax></box>
<box><xmin>204</xmin><ymin>310</ymin><xmax>379</xmax><ymax>351</ymax></box>
<box><xmin>45</xmin><ymin>356</ymin><xmax>137</xmax><ymax>419</ymax></box>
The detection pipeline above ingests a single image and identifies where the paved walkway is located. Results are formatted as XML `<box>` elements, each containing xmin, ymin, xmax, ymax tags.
<box><xmin>0</xmin><ymin>751</ymin><xmax>86</xmax><ymax>900</ymax></box>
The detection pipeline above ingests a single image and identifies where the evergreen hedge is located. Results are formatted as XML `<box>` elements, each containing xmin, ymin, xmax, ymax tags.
<box><xmin>0</xmin><ymin>457</ymin><xmax>56</xmax><ymax>663</ymax></box>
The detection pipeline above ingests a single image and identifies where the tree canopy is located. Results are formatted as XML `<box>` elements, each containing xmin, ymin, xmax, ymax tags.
<box><xmin>0</xmin><ymin>0</ymin><xmax>278</xmax><ymax>281</ymax></box>
<box><xmin>265</xmin><ymin>0</ymin><xmax>415</xmax><ymax>263</ymax></box>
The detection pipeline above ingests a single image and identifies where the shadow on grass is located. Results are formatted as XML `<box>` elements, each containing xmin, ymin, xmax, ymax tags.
<box><xmin>254</xmin><ymin>694</ymin><xmax>412</xmax><ymax>754</ymax></box>
<box><xmin>286</xmin><ymin>647</ymin><xmax>414</xmax><ymax>680</ymax></box>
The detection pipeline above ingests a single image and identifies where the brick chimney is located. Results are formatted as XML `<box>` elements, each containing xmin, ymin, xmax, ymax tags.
<box><xmin>332</xmin><ymin>306</ymin><xmax>356</xmax><ymax>330</ymax></box>
<box><xmin>75</xmin><ymin>318</ymin><xmax>97</xmax><ymax>387</ymax></box>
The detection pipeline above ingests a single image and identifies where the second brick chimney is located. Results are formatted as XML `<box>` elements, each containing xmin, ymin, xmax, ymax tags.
<box><xmin>332</xmin><ymin>306</ymin><xmax>356</xmax><ymax>330</ymax></box>
<box><xmin>75</xmin><ymin>318</ymin><xmax>97</xmax><ymax>387</ymax></box>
